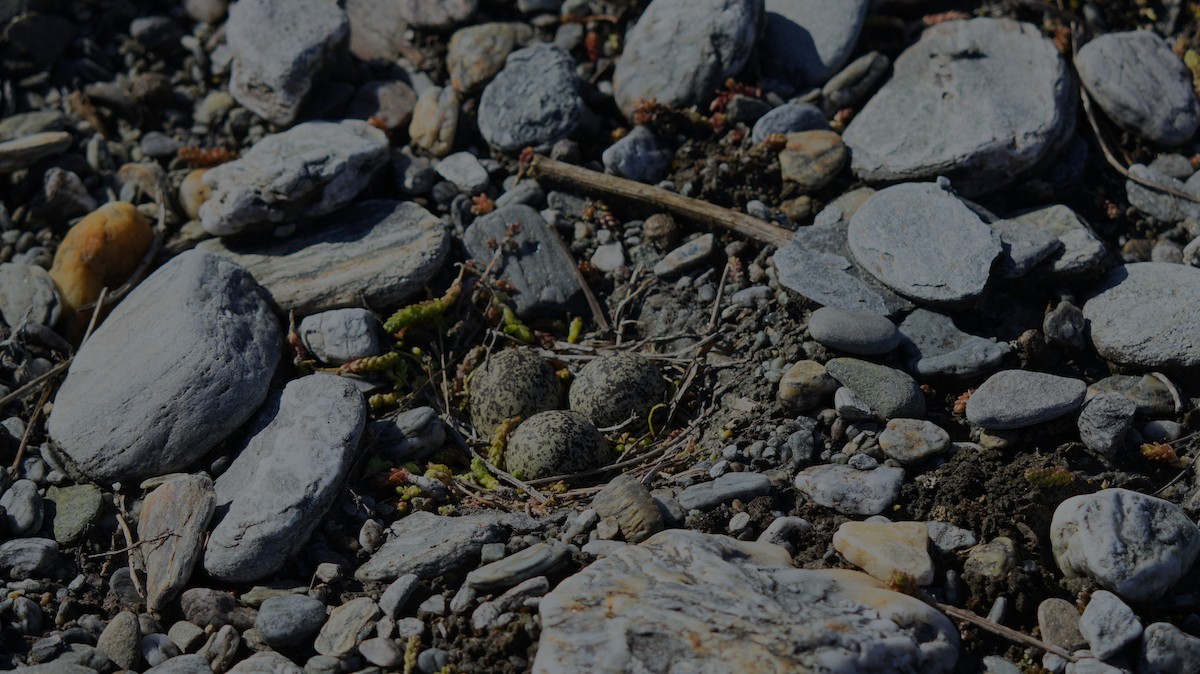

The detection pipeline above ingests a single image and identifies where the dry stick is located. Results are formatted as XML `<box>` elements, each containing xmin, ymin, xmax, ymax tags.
<box><xmin>7</xmin><ymin>382</ymin><xmax>54</xmax><ymax>477</ymax></box>
<box><xmin>86</xmin><ymin>532</ymin><xmax>173</xmax><ymax>559</ymax></box>
<box><xmin>543</xmin><ymin>221</ymin><xmax>611</xmax><ymax>332</ymax></box>
<box><xmin>115</xmin><ymin>495</ymin><xmax>146</xmax><ymax>601</ymax></box>
<box><xmin>528</xmin><ymin>155</ymin><xmax>794</xmax><ymax>247</ymax></box>
<box><xmin>934</xmin><ymin>601</ymin><xmax>1077</xmax><ymax>662</ymax></box>
<box><xmin>0</xmin><ymin>359</ymin><xmax>72</xmax><ymax>411</ymax></box>
<box><xmin>708</xmin><ymin>261</ymin><xmax>731</xmax><ymax>331</ymax></box>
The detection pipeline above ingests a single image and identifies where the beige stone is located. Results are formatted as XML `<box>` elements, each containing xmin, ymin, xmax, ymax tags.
<box><xmin>778</xmin><ymin>360</ymin><xmax>837</xmax><ymax>410</ymax></box>
<box><xmin>178</xmin><ymin>168</ymin><xmax>212</xmax><ymax>221</ymax></box>
<box><xmin>833</xmin><ymin>520</ymin><xmax>935</xmax><ymax>586</ymax></box>
<box><xmin>409</xmin><ymin>87</ymin><xmax>459</xmax><ymax>158</ymax></box>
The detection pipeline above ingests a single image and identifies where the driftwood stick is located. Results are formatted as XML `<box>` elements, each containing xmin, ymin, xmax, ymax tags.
<box><xmin>528</xmin><ymin>155</ymin><xmax>794</xmax><ymax>247</ymax></box>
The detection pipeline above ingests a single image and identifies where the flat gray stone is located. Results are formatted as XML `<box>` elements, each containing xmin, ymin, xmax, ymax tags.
<box><xmin>138</xmin><ymin>476</ymin><xmax>216</xmax><ymax>613</ymax></box>
<box><xmin>0</xmin><ymin>479</ymin><xmax>42</xmax><ymax>536</ymax></box>
<box><xmin>966</xmin><ymin>370</ymin><xmax>1085</xmax><ymax>430</ymax></box>
<box><xmin>1079</xmin><ymin>590</ymin><xmax>1141</xmax><ymax>661</ymax></box>
<box><xmin>612</xmin><ymin>0</ymin><xmax>762</xmax><ymax>118</ymax></box>
<box><xmin>466</xmin><ymin>541</ymin><xmax>570</xmax><ymax>591</ymax></box>
<box><xmin>848</xmin><ymin>182</ymin><xmax>1001</xmax><ymax>305</ymax></box>
<box><xmin>825</xmin><ymin>358</ymin><xmax>925</xmax><ymax>420</ymax></box>
<box><xmin>0</xmin><ymin>132</ymin><xmax>72</xmax><ymax>173</ymax></box>
<box><xmin>448</xmin><ymin>22</ymin><xmax>532</xmax><ymax>94</ymax></box>
<box><xmin>760</xmin><ymin>0</ymin><xmax>869</xmax><ymax>93</ymax></box>
<box><xmin>1014</xmin><ymin>205</ymin><xmax>1107</xmax><ymax>279</ymax></box>
<box><xmin>0</xmin><ymin>111</ymin><xmax>67</xmax><ymax>142</ymax></box>
<box><xmin>1037</xmin><ymin>598</ymin><xmax>1087</xmax><ymax>651</ymax></box>
<box><xmin>1077</xmin><ymin>394</ymin><xmax>1135</xmax><ymax>467</ymax></box>
<box><xmin>676</xmin><ymin>472</ymin><xmax>771</xmax><ymax>511</ymax></box>
<box><xmin>299</xmin><ymin>308</ymin><xmax>381</xmax><ymax>366</ymax></box>
<box><xmin>0</xmin><ymin>537</ymin><xmax>59</xmax><ymax>579</ymax></box>
<box><xmin>227</xmin><ymin>0</ymin><xmax>348</xmax><ymax>126</ymax></box>
<box><xmin>199</xmin><ymin>200</ymin><xmax>449</xmax><ymax>315</ymax></box>
<box><xmin>809</xmin><ymin>306</ymin><xmax>898</xmax><ymax>355</ymax></box>
<box><xmin>989</xmin><ymin>218</ymin><xmax>1063</xmax><ymax>279</ymax></box>
<box><xmin>204</xmin><ymin>374</ymin><xmax>366</xmax><ymax>582</ymax></box>
<box><xmin>535</xmin><ymin>529</ymin><xmax>959</xmax><ymax>674</ymax></box>
<box><xmin>462</xmin><ymin>205</ymin><xmax>582</xmax><ymax>316</ymax></box>
<box><xmin>793</xmin><ymin>464</ymin><xmax>905</xmax><ymax>515</ymax></box>
<box><xmin>843</xmin><ymin>18</ymin><xmax>1074</xmax><ymax>196</ymax></box>
<box><xmin>822</xmin><ymin>51</ymin><xmax>890</xmax><ymax>112</ymax></box>
<box><xmin>435</xmin><ymin>152</ymin><xmax>490</xmax><ymax>193</ymax></box>
<box><xmin>751</xmin><ymin>103</ymin><xmax>829</xmax><ymax>144</ymax></box>
<box><xmin>354</xmin><ymin>511</ymin><xmax>537</xmax><ymax>583</ymax></box>
<box><xmin>97</xmin><ymin>611</ymin><xmax>141</xmax><ymax>671</ymax></box>
<box><xmin>369</xmin><ymin>406</ymin><xmax>446</xmax><ymax>464</ymax></box>
<box><xmin>200</xmin><ymin>120</ymin><xmax>390</xmax><ymax>236</ymax></box>
<box><xmin>0</xmin><ymin>263</ymin><xmax>60</xmax><ymax>327</ymax></box>
<box><xmin>1051</xmin><ymin>488</ymin><xmax>1200</xmax><ymax>603</ymax></box>
<box><xmin>256</xmin><ymin>594</ymin><xmax>327</xmax><ymax>650</ymax></box>
<box><xmin>478</xmin><ymin>44</ymin><xmax>582</xmax><ymax>152</ymax></box>
<box><xmin>378</xmin><ymin>574</ymin><xmax>419</xmax><ymax>617</ymax></box>
<box><xmin>1075</xmin><ymin>31</ymin><xmax>1200</xmax><ymax>146</ymax></box>
<box><xmin>228</xmin><ymin>651</ymin><xmax>304</xmax><ymax>674</ymax></box>
<box><xmin>1083</xmin><ymin>263</ymin><xmax>1200</xmax><ymax>368</ymax></box>
<box><xmin>144</xmin><ymin>654</ymin><xmax>215</xmax><ymax>673</ymax></box>
<box><xmin>602</xmin><ymin>125</ymin><xmax>673</xmax><ymax>184</ymax></box>
<box><xmin>653</xmin><ymin>233</ymin><xmax>715</xmax><ymax>279</ymax></box>
<box><xmin>1139</xmin><ymin>623</ymin><xmax>1200</xmax><ymax>674</ymax></box>
<box><xmin>397</xmin><ymin>0</ymin><xmax>476</xmax><ymax>29</ymax></box>
<box><xmin>1127</xmin><ymin>163</ymin><xmax>1200</xmax><ymax>222</ymax></box>
<box><xmin>898</xmin><ymin>309</ymin><xmax>1009</xmax><ymax>379</ymax></box>
<box><xmin>44</xmin><ymin>483</ymin><xmax>102</xmax><ymax>546</ymax></box>
<box><xmin>878</xmin><ymin>419</ymin><xmax>950</xmax><ymax>464</ymax></box>
<box><xmin>48</xmin><ymin>250</ymin><xmax>280</xmax><ymax>485</ymax></box>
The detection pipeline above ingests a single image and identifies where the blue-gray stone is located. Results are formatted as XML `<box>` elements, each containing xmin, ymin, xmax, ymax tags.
<box><xmin>1015</xmin><ymin>205</ymin><xmax>1107</xmax><ymax>279</ymax></box>
<box><xmin>1139</xmin><ymin>623</ymin><xmax>1200</xmax><ymax>674</ymax></box>
<box><xmin>898</xmin><ymin>309</ymin><xmax>1009</xmax><ymax>379</ymax></box>
<box><xmin>478</xmin><ymin>45</ymin><xmax>582</xmax><ymax>152</ymax></box>
<box><xmin>751</xmin><ymin>103</ymin><xmax>829</xmax><ymax>144</ymax></box>
<box><xmin>966</xmin><ymin>370</ymin><xmax>1086</xmax><ymax>430</ymax></box>
<box><xmin>1084</xmin><ymin>263</ymin><xmax>1200</xmax><ymax>368</ymax></box>
<box><xmin>793</xmin><ymin>465</ymin><xmax>905</xmax><ymax>515</ymax></box>
<box><xmin>602</xmin><ymin>126</ymin><xmax>673</xmax><ymax>184</ymax></box>
<box><xmin>1126</xmin><ymin>163</ymin><xmax>1200</xmax><ymax>223</ymax></box>
<box><xmin>825</xmin><ymin>358</ymin><xmax>925</xmax><ymax>420</ymax></box>
<box><xmin>1077</xmin><ymin>394</ymin><xmax>1135</xmax><ymax>466</ymax></box>
<box><xmin>808</xmin><ymin>306</ymin><xmax>898</xmax><ymax>355</ymax></box>
<box><xmin>676</xmin><ymin>472</ymin><xmax>770</xmax><ymax>511</ymax></box>
<box><xmin>0</xmin><ymin>537</ymin><xmax>59</xmax><ymax>579</ymax></box>
<box><xmin>256</xmin><ymin>595</ymin><xmax>328</xmax><ymax>649</ymax></box>
<box><xmin>989</xmin><ymin>218</ymin><xmax>1063</xmax><ymax>279</ymax></box>
<box><xmin>0</xmin><ymin>479</ymin><xmax>43</xmax><ymax>536</ymax></box>
<box><xmin>760</xmin><ymin>0</ymin><xmax>869</xmax><ymax>93</ymax></box>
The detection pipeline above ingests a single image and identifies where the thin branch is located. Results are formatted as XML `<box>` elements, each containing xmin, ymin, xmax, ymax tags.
<box><xmin>7</xmin><ymin>380</ymin><xmax>54</xmax><ymax>476</ymax></box>
<box><xmin>86</xmin><ymin>532</ymin><xmax>174</xmax><ymax>559</ymax></box>
<box><xmin>542</xmin><ymin>219</ymin><xmax>611</xmax><ymax>332</ymax></box>
<box><xmin>708</xmin><ymin>261</ymin><xmax>730</xmax><ymax>331</ymax></box>
<box><xmin>0</xmin><ymin>359</ymin><xmax>72</xmax><ymax>410</ymax></box>
<box><xmin>934</xmin><ymin>601</ymin><xmax>1077</xmax><ymax>662</ymax></box>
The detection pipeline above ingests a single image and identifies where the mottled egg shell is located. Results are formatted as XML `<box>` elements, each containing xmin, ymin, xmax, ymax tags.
<box><xmin>569</xmin><ymin>353</ymin><xmax>667</xmax><ymax>428</ymax></box>
<box><xmin>506</xmin><ymin>410</ymin><xmax>610</xmax><ymax>480</ymax></box>
<box><xmin>469</xmin><ymin>348</ymin><xmax>562</xmax><ymax>437</ymax></box>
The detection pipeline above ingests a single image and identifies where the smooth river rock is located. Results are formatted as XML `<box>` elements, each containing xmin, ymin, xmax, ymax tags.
<box><xmin>477</xmin><ymin>44</ymin><xmax>582</xmax><ymax>152</ymax></box>
<box><xmin>1083</xmin><ymin>263</ymin><xmax>1200</xmax><ymax>368</ymax></box>
<box><xmin>965</xmin><ymin>370</ymin><xmax>1086</xmax><ymax>430</ymax></box>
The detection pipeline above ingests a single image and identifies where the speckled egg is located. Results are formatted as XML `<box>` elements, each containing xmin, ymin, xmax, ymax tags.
<box><xmin>506</xmin><ymin>410</ymin><xmax>610</xmax><ymax>480</ymax></box>
<box><xmin>469</xmin><ymin>348</ymin><xmax>562</xmax><ymax>437</ymax></box>
<box><xmin>568</xmin><ymin>353</ymin><xmax>667</xmax><ymax>429</ymax></box>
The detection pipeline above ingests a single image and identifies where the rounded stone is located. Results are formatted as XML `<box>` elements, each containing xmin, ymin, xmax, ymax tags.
<box><xmin>778</xmin><ymin>360</ymin><xmax>838</xmax><ymax>410</ymax></box>
<box><xmin>877</xmin><ymin>419</ymin><xmax>950</xmax><ymax>464</ymax></box>
<box><xmin>256</xmin><ymin>594</ymin><xmax>327</xmax><ymax>649</ymax></box>
<box><xmin>965</xmin><ymin>370</ymin><xmax>1086</xmax><ymax>430</ymax></box>
<box><xmin>751</xmin><ymin>103</ymin><xmax>829</xmax><ymax>144</ymax></box>
<box><xmin>568</xmin><ymin>353</ymin><xmax>666</xmax><ymax>429</ymax></box>
<box><xmin>1083</xmin><ymin>263</ymin><xmax>1200</xmax><ymax>368</ymax></box>
<box><xmin>477</xmin><ymin>44</ymin><xmax>582</xmax><ymax>152</ymax></box>
<box><xmin>809</xmin><ymin>306</ymin><xmax>899</xmax><ymax>355</ymax></box>
<box><xmin>779</xmin><ymin>131</ymin><xmax>847</xmax><ymax>192</ymax></box>
<box><xmin>506</xmin><ymin>410</ymin><xmax>610</xmax><ymax>480</ymax></box>
<box><xmin>469</xmin><ymin>348</ymin><xmax>562</xmax><ymax>437</ymax></box>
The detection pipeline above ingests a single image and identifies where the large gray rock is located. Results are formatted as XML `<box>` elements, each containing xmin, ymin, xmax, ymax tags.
<box><xmin>199</xmin><ymin>120</ymin><xmax>390</xmax><ymax>236</ymax></box>
<box><xmin>843</xmin><ymin>18</ymin><xmax>1074</xmax><ymax>196</ymax></box>
<box><xmin>462</xmin><ymin>205</ymin><xmax>582</xmax><ymax>316</ymax></box>
<box><xmin>535</xmin><ymin>530</ymin><xmax>958</xmax><ymax>673</ymax></box>
<box><xmin>898</xmin><ymin>309</ymin><xmax>1009</xmax><ymax>379</ymax></box>
<box><xmin>203</xmin><ymin>374</ymin><xmax>366</xmax><ymax>582</ymax></box>
<box><xmin>1051</xmin><ymin>489</ymin><xmax>1200</xmax><ymax>603</ymax></box>
<box><xmin>138</xmin><ymin>476</ymin><xmax>216</xmax><ymax>612</ymax></box>
<box><xmin>1083</xmin><ymin>263</ymin><xmax>1200</xmax><ymax>368</ymax></box>
<box><xmin>48</xmin><ymin>250</ymin><xmax>280</xmax><ymax>485</ymax></box>
<box><xmin>825</xmin><ymin>358</ymin><xmax>925</xmax><ymax>420</ymax></box>
<box><xmin>847</xmin><ymin>183</ymin><xmax>1001</xmax><ymax>305</ymax></box>
<box><xmin>226</xmin><ymin>0</ymin><xmax>349</xmax><ymax>126</ymax></box>
<box><xmin>760</xmin><ymin>0</ymin><xmax>869</xmax><ymax>93</ymax></box>
<box><xmin>808</xmin><ymin>306</ymin><xmax>899</xmax><ymax>355</ymax></box>
<box><xmin>355</xmin><ymin>511</ymin><xmax>538</xmax><ymax>583</ymax></box>
<box><xmin>477</xmin><ymin>45</ymin><xmax>582</xmax><ymax>152</ymax></box>
<box><xmin>1075</xmin><ymin>31</ymin><xmax>1200</xmax><ymax>146</ymax></box>
<box><xmin>199</xmin><ymin>200</ymin><xmax>449</xmax><ymax>315</ymax></box>
<box><xmin>965</xmin><ymin>370</ymin><xmax>1085</xmax><ymax>430</ymax></box>
<box><xmin>612</xmin><ymin>0</ymin><xmax>763</xmax><ymax>118</ymax></box>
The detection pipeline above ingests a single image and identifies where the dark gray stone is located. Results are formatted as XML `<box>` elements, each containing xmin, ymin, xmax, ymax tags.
<box><xmin>48</xmin><ymin>251</ymin><xmax>280</xmax><ymax>485</ymax></box>
<box><xmin>0</xmin><ymin>263</ymin><xmax>60</xmax><ymax>328</ymax></box>
<box><xmin>354</xmin><ymin>511</ymin><xmax>538</xmax><ymax>583</ymax></box>
<box><xmin>808</xmin><ymin>306</ymin><xmax>898</xmax><ymax>355</ymax></box>
<box><xmin>256</xmin><ymin>595</ymin><xmax>327</xmax><ymax>650</ymax></box>
<box><xmin>226</xmin><ymin>0</ymin><xmax>348</xmax><ymax>126</ymax></box>
<box><xmin>1037</xmin><ymin>598</ymin><xmax>1087</xmax><ymax>651</ymax></box>
<box><xmin>204</xmin><ymin>374</ymin><xmax>366</xmax><ymax>582</ymax></box>
<box><xmin>989</xmin><ymin>218</ymin><xmax>1063</xmax><ymax>279</ymax></box>
<box><xmin>1084</xmin><ymin>263</ymin><xmax>1200</xmax><ymax>368</ymax></box>
<box><xmin>897</xmin><ymin>309</ymin><xmax>1009</xmax><ymax>379</ymax></box>
<box><xmin>751</xmin><ymin>103</ymin><xmax>829</xmax><ymax>144</ymax></box>
<box><xmin>602</xmin><ymin>126</ymin><xmax>673</xmax><ymax>184</ymax></box>
<box><xmin>1043</xmin><ymin>300</ymin><xmax>1087</xmax><ymax>350</ymax></box>
<box><xmin>825</xmin><ymin>358</ymin><xmax>925</xmax><ymax>420</ymax></box>
<box><xmin>966</xmin><ymin>370</ymin><xmax>1085</xmax><ymax>430</ymax></box>
<box><xmin>821</xmin><ymin>51</ymin><xmax>891</xmax><ymax>113</ymax></box>
<box><xmin>843</xmin><ymin>18</ymin><xmax>1074</xmax><ymax>196</ymax></box>
<box><xmin>794</xmin><ymin>464</ymin><xmax>905</xmax><ymax>515</ymax></box>
<box><xmin>462</xmin><ymin>205</ymin><xmax>583</xmax><ymax>316</ymax></box>
<box><xmin>653</xmin><ymin>234</ymin><xmax>715</xmax><ymax>278</ymax></box>
<box><xmin>676</xmin><ymin>472</ymin><xmax>771</xmax><ymax>511</ymax></box>
<box><xmin>478</xmin><ymin>45</ymin><xmax>582</xmax><ymax>152</ymax></box>
<box><xmin>761</xmin><ymin>0</ymin><xmax>868</xmax><ymax>93</ymax></box>
<box><xmin>1075</xmin><ymin>31</ymin><xmax>1200</xmax><ymax>146</ymax></box>
<box><xmin>847</xmin><ymin>183</ymin><xmax>1001</xmax><ymax>305</ymax></box>
<box><xmin>369</xmin><ymin>407</ymin><xmax>446</xmax><ymax>464</ymax></box>
<box><xmin>1015</xmin><ymin>205</ymin><xmax>1107</xmax><ymax>279</ymax></box>
<box><xmin>1077</xmin><ymin>394</ymin><xmax>1135</xmax><ymax>466</ymax></box>
<box><xmin>0</xmin><ymin>537</ymin><xmax>58</xmax><ymax>579</ymax></box>
<box><xmin>0</xmin><ymin>479</ymin><xmax>42</xmax><ymax>536</ymax></box>
<box><xmin>299</xmin><ymin>308</ymin><xmax>381</xmax><ymax>366</ymax></box>
<box><xmin>97</xmin><ymin>611</ymin><xmax>141</xmax><ymax>671</ymax></box>
<box><xmin>466</xmin><ymin>541</ymin><xmax>570</xmax><ymax>591</ymax></box>
<box><xmin>613</xmin><ymin>0</ymin><xmax>762</xmax><ymax>118</ymax></box>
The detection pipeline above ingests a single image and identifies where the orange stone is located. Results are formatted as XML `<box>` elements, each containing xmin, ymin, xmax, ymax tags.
<box><xmin>179</xmin><ymin>168</ymin><xmax>212</xmax><ymax>221</ymax></box>
<box><xmin>49</xmin><ymin>201</ymin><xmax>154</xmax><ymax>318</ymax></box>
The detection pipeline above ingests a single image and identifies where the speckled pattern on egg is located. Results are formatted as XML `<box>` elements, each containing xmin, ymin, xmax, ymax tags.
<box><xmin>568</xmin><ymin>353</ymin><xmax>667</xmax><ymax>428</ymax></box>
<box><xmin>506</xmin><ymin>410</ymin><xmax>610</xmax><ymax>480</ymax></box>
<box><xmin>469</xmin><ymin>348</ymin><xmax>562</xmax><ymax>437</ymax></box>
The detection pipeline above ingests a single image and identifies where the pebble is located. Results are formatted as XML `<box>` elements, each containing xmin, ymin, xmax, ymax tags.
<box><xmin>590</xmin><ymin>242</ymin><xmax>625</xmax><ymax>272</ymax></box>
<box><xmin>448</xmin><ymin>22</ymin><xmax>532</xmax><ymax>94</ymax></box>
<box><xmin>761</xmin><ymin>0</ymin><xmax>869</xmax><ymax>93</ymax></box>
<box><xmin>878</xmin><ymin>419</ymin><xmax>950</xmax><ymax>464</ymax></box>
<box><xmin>370</xmin><ymin>407</ymin><xmax>446</xmax><ymax>464</ymax></box>
<box><xmin>228</xmin><ymin>652</ymin><xmax>303</xmax><ymax>674</ymax></box>
<box><xmin>48</xmin><ymin>201</ymin><xmax>154</xmax><ymax>320</ymax></box>
<box><xmin>835</xmin><ymin>387</ymin><xmax>874</xmax><ymax>421</ymax></box>
<box><xmin>822</xmin><ymin>51</ymin><xmax>891</xmax><ymax>112</ymax></box>
<box><xmin>964</xmin><ymin>537</ymin><xmax>1019</xmax><ymax>583</ymax></box>
<box><xmin>676</xmin><ymin>472</ymin><xmax>770</xmax><ymax>511</ymax></box>
<box><xmin>201</xmin><ymin>120</ymin><xmax>389</xmax><ymax>236</ymax></box>
<box><xmin>1043</xmin><ymin>300</ymin><xmax>1087</xmax><ymax>350</ymax></box>
<box><xmin>1079</xmin><ymin>590</ymin><xmax>1141</xmax><ymax>661</ymax></box>
<box><xmin>897</xmin><ymin>309</ymin><xmax>1009</xmax><ymax>378</ymax></box>
<box><xmin>397</xmin><ymin>0</ymin><xmax>476</xmax><ymax>29</ymax></box>
<box><xmin>965</xmin><ymin>370</ymin><xmax>1086</xmax><ymax>430</ymax></box>
<box><xmin>144</xmin><ymin>653</ymin><xmax>212</xmax><ymax>673</ymax></box>
<box><xmin>848</xmin><ymin>182</ymin><xmax>1002</xmax><ymax>305</ymax></box>
<box><xmin>926</xmin><ymin>521</ymin><xmax>978</xmax><ymax>555</ymax></box>
<box><xmin>379</xmin><ymin>574</ymin><xmax>419</xmax><ymax>617</ymax></box>
<box><xmin>468</xmin><ymin>347</ymin><xmax>562</xmax><ymax>437</ymax></box>
<box><xmin>825</xmin><ymin>358</ymin><xmax>925</xmax><ymax>420</ymax></box>
<box><xmin>0</xmin><ymin>111</ymin><xmax>67</xmax><ymax>141</ymax></box>
<box><xmin>48</xmin><ymin>250</ymin><xmax>280</xmax><ymax>484</ymax></box>
<box><xmin>463</xmin><ymin>205</ymin><xmax>583</xmax><ymax>316</ymax></box>
<box><xmin>613</xmin><ymin>0</ymin><xmax>761</xmax><ymax>117</ymax></box>
<box><xmin>1138</xmin><ymin>622</ymin><xmax>1200</xmax><ymax>674</ymax></box>
<box><xmin>1015</xmin><ymin>205</ymin><xmax>1108</xmax><ymax>279</ymax></box>
<box><xmin>1128</xmin><ymin>163</ymin><xmax>1200</xmax><ymax>222</ymax></box>
<box><xmin>990</xmin><ymin>217</ymin><xmax>1064</xmax><ymax>279</ymax></box>
<box><xmin>471</xmin><ymin>576</ymin><xmax>548</xmax><ymax>630</ymax></box>
<box><xmin>359</xmin><ymin>637</ymin><xmax>403</xmax><ymax>668</ymax></box>
<box><xmin>346</xmin><ymin>80</ymin><xmax>417</xmax><ymax>133</ymax></box>
<box><xmin>478</xmin><ymin>44</ymin><xmax>582</xmax><ymax>151</ymax></box>
<box><xmin>185</xmin><ymin>0</ymin><xmax>227</xmax><ymax>22</ymax></box>
<box><xmin>653</xmin><ymin>233</ymin><xmax>715</xmax><ymax>279</ymax></box>
<box><xmin>1087</xmin><ymin>374</ymin><xmax>1177</xmax><ymax>417</ymax></box>
<box><xmin>808</xmin><ymin>306</ymin><xmax>898</xmax><ymax>355</ymax></box>
<box><xmin>179</xmin><ymin>169</ymin><xmax>211</xmax><ymax>221</ymax></box>
<box><xmin>751</xmin><ymin>103</ymin><xmax>829</xmax><ymax>144</ymax></box>
<box><xmin>355</xmin><ymin>511</ymin><xmax>534</xmax><ymax>583</ymax></box>
<box><xmin>602</xmin><ymin>126</ymin><xmax>673</xmax><ymax>184</ymax></box>
<box><xmin>435</xmin><ymin>152</ymin><xmax>490</xmax><ymax>194</ymax></box>
<box><xmin>506</xmin><ymin>410</ymin><xmax>609</xmax><ymax>480</ymax></box>
<box><xmin>44</xmin><ymin>483</ymin><xmax>101</xmax><ymax>546</ymax></box>
<box><xmin>1076</xmin><ymin>394</ymin><xmax>1135</xmax><ymax>467</ymax></box>
<box><xmin>591</xmin><ymin>475</ymin><xmax>664</xmax><ymax>544</ymax></box>
<box><xmin>0</xmin><ymin>132</ymin><xmax>73</xmax><ymax>173</ymax></box>
<box><xmin>1051</xmin><ymin>488</ymin><xmax>1200</xmax><ymax>602</ymax></box>
<box><xmin>1142</xmin><ymin>419</ymin><xmax>1183</xmax><ymax>443</ymax></box>
<box><xmin>180</xmin><ymin>588</ymin><xmax>257</xmax><ymax>631</ymax></box>
<box><xmin>313</xmin><ymin>597</ymin><xmax>379</xmax><ymax>657</ymax></box>
<box><xmin>843</xmin><ymin>18</ymin><xmax>1073</xmax><ymax>196</ymax></box>
<box><xmin>1038</xmin><ymin>598</ymin><xmax>1087</xmax><ymax>651</ymax></box>
<box><xmin>568</xmin><ymin>353</ymin><xmax>666</xmax><ymax>429</ymax></box>
<box><xmin>793</xmin><ymin>465</ymin><xmax>905</xmax><ymax>515</ymax></box>
<box><xmin>200</xmin><ymin>200</ymin><xmax>449</xmax><ymax>315</ymax></box>
<box><xmin>466</xmin><ymin>541</ymin><xmax>569</xmax><ymax>591</ymax></box>
<box><xmin>204</xmin><ymin>375</ymin><xmax>366</xmax><ymax>582</ymax></box>
<box><xmin>1083</xmin><ymin>263</ymin><xmax>1200</xmax><ymax>368</ymax></box>
<box><xmin>256</xmin><ymin>595</ymin><xmax>328</xmax><ymax>650</ymax></box>
<box><xmin>138</xmin><ymin>476</ymin><xmax>216</xmax><ymax>612</ymax></box>
<box><xmin>779</xmin><ymin>130</ymin><xmax>847</xmax><ymax>192</ymax></box>
<box><xmin>535</xmin><ymin>529</ymin><xmax>959</xmax><ymax>673</ymax></box>
<box><xmin>0</xmin><ymin>479</ymin><xmax>42</xmax><ymax>536</ymax></box>
<box><xmin>226</xmin><ymin>0</ymin><xmax>349</xmax><ymax>126</ymax></box>
<box><xmin>409</xmin><ymin>87</ymin><xmax>460</xmax><ymax>158</ymax></box>
<box><xmin>833</xmin><ymin>520</ymin><xmax>935</xmax><ymax>585</ymax></box>
<box><xmin>142</xmin><ymin>634</ymin><xmax>181</xmax><ymax>667</ymax></box>
<box><xmin>299</xmin><ymin>309</ymin><xmax>381</xmax><ymax>366</ymax></box>
<box><xmin>418</xmin><ymin>648</ymin><xmax>451</xmax><ymax>674</ymax></box>
<box><xmin>97</xmin><ymin>611</ymin><xmax>141</xmax><ymax>671</ymax></box>
<box><xmin>1075</xmin><ymin>31</ymin><xmax>1200</xmax><ymax>146</ymax></box>
<box><xmin>168</xmin><ymin>621</ymin><xmax>207</xmax><ymax>653</ymax></box>
<box><xmin>139</xmin><ymin>131</ymin><xmax>182</xmax><ymax>159</ymax></box>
